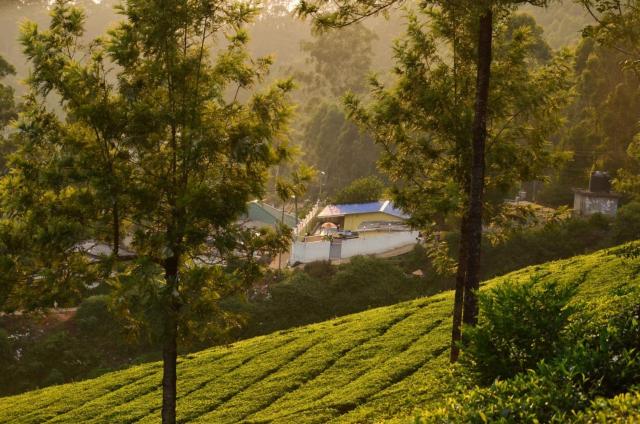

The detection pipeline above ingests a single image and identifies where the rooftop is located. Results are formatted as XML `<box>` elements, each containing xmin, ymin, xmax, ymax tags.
<box><xmin>318</xmin><ymin>200</ymin><xmax>409</xmax><ymax>219</ymax></box>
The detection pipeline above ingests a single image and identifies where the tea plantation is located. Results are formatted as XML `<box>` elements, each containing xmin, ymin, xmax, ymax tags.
<box><xmin>1</xmin><ymin>242</ymin><xmax>639</xmax><ymax>423</ymax></box>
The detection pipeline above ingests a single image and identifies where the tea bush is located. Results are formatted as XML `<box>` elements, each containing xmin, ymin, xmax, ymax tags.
<box><xmin>462</xmin><ymin>278</ymin><xmax>578</xmax><ymax>383</ymax></box>
<box><xmin>1</xmin><ymin>242</ymin><xmax>639</xmax><ymax>423</ymax></box>
<box><xmin>426</xmin><ymin>285</ymin><xmax>640</xmax><ymax>423</ymax></box>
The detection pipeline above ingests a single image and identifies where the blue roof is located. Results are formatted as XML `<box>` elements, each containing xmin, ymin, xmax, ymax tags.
<box><xmin>318</xmin><ymin>200</ymin><xmax>409</xmax><ymax>219</ymax></box>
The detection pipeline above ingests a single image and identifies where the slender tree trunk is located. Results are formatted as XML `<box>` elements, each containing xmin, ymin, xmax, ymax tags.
<box><xmin>112</xmin><ymin>200</ymin><xmax>120</xmax><ymax>258</ymax></box>
<box><xmin>162</xmin><ymin>254</ymin><xmax>180</xmax><ymax>424</ymax></box>
<box><xmin>450</xmin><ymin>213</ymin><xmax>469</xmax><ymax>362</ymax></box>
<box><xmin>278</xmin><ymin>203</ymin><xmax>286</xmax><ymax>270</ymax></box>
<box><xmin>463</xmin><ymin>7</ymin><xmax>493</xmax><ymax>327</ymax></box>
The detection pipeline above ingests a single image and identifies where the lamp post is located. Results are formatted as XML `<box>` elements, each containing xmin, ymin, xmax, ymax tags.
<box><xmin>318</xmin><ymin>171</ymin><xmax>326</xmax><ymax>201</ymax></box>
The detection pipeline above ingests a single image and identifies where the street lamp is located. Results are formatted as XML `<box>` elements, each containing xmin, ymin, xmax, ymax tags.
<box><xmin>292</xmin><ymin>194</ymin><xmax>298</xmax><ymax>226</ymax></box>
<box><xmin>318</xmin><ymin>171</ymin><xmax>326</xmax><ymax>201</ymax></box>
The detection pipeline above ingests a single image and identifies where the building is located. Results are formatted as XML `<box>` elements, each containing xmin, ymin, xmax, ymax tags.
<box><xmin>573</xmin><ymin>171</ymin><xmax>621</xmax><ymax>217</ymax></box>
<box><xmin>239</xmin><ymin>200</ymin><xmax>296</xmax><ymax>229</ymax></box>
<box><xmin>290</xmin><ymin>200</ymin><xmax>418</xmax><ymax>265</ymax></box>
<box><xmin>316</xmin><ymin>200</ymin><xmax>409</xmax><ymax>234</ymax></box>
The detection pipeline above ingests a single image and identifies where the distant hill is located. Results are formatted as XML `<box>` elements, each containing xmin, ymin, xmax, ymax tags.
<box><xmin>522</xmin><ymin>2</ymin><xmax>594</xmax><ymax>49</ymax></box>
<box><xmin>1</xmin><ymin>241</ymin><xmax>639</xmax><ymax>423</ymax></box>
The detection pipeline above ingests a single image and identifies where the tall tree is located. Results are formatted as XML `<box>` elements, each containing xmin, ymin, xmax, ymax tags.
<box><xmin>294</xmin><ymin>23</ymin><xmax>381</xmax><ymax>197</ymax></box>
<box><xmin>297</xmin><ymin>0</ymin><xmax>563</xmax><ymax>361</ymax></box>
<box><xmin>576</xmin><ymin>1</ymin><xmax>640</xmax><ymax>199</ymax></box>
<box><xmin>6</xmin><ymin>0</ymin><xmax>292</xmax><ymax>422</ymax></box>
<box><xmin>0</xmin><ymin>55</ymin><xmax>18</xmax><ymax>173</ymax></box>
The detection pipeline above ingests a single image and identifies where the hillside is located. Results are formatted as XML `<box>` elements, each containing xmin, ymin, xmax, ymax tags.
<box><xmin>1</xmin><ymin>242</ymin><xmax>639</xmax><ymax>423</ymax></box>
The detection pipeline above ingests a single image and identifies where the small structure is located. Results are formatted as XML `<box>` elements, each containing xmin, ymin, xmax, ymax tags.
<box><xmin>316</xmin><ymin>200</ymin><xmax>409</xmax><ymax>234</ymax></box>
<box><xmin>290</xmin><ymin>200</ymin><xmax>418</xmax><ymax>265</ymax></box>
<box><xmin>240</xmin><ymin>200</ymin><xmax>296</xmax><ymax>229</ymax></box>
<box><xmin>573</xmin><ymin>171</ymin><xmax>621</xmax><ymax>217</ymax></box>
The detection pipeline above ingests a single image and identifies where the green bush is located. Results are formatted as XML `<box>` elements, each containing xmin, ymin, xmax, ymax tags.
<box><xmin>429</xmin><ymin>287</ymin><xmax>640</xmax><ymax>423</ymax></box>
<box><xmin>614</xmin><ymin>201</ymin><xmax>640</xmax><ymax>243</ymax></box>
<box><xmin>75</xmin><ymin>295</ymin><xmax>120</xmax><ymax>338</ymax></box>
<box><xmin>302</xmin><ymin>260</ymin><xmax>335</xmax><ymax>279</ymax></box>
<box><xmin>462</xmin><ymin>278</ymin><xmax>578</xmax><ymax>383</ymax></box>
<box><xmin>574</xmin><ymin>391</ymin><xmax>640</xmax><ymax>423</ymax></box>
<box><xmin>226</xmin><ymin>255</ymin><xmax>441</xmax><ymax>339</ymax></box>
<box><xmin>478</xmin><ymin>214</ymin><xmax>615</xmax><ymax>280</ymax></box>
<box><xmin>424</xmin><ymin>362</ymin><xmax>590</xmax><ymax>423</ymax></box>
<box><xmin>562</xmin><ymin>290</ymin><xmax>640</xmax><ymax>398</ymax></box>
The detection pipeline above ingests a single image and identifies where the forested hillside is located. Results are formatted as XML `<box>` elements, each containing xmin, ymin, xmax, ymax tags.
<box><xmin>523</xmin><ymin>2</ymin><xmax>592</xmax><ymax>48</ymax></box>
<box><xmin>0</xmin><ymin>0</ymin><xmax>593</xmax><ymax>200</ymax></box>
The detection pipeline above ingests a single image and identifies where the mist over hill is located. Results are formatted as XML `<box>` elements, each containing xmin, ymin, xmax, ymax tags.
<box><xmin>0</xmin><ymin>0</ymin><xmax>591</xmax><ymax>97</ymax></box>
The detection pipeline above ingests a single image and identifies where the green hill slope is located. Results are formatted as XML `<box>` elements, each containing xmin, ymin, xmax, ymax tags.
<box><xmin>1</xmin><ymin>242</ymin><xmax>639</xmax><ymax>423</ymax></box>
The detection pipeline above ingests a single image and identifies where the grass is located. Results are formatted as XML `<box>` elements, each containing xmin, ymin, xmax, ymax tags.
<box><xmin>1</xmin><ymin>241</ymin><xmax>639</xmax><ymax>423</ymax></box>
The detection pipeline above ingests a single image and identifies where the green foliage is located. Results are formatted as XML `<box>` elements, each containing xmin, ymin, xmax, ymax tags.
<box><xmin>462</xmin><ymin>278</ymin><xmax>578</xmax><ymax>383</ymax></box>
<box><xmin>613</xmin><ymin>201</ymin><xmax>640</xmax><ymax>242</ymax></box>
<box><xmin>3</xmin><ymin>0</ymin><xmax>293</xmax><ymax>336</ymax></box>
<box><xmin>299</xmin><ymin>102</ymin><xmax>381</xmax><ymax>199</ymax></box>
<box><xmin>1</xmin><ymin>242</ymin><xmax>639</xmax><ymax>422</ymax></box>
<box><xmin>331</xmin><ymin>176</ymin><xmax>386</xmax><ymax>204</ymax></box>
<box><xmin>295</xmin><ymin>23</ymin><xmax>382</xmax><ymax>198</ymax></box>
<box><xmin>616</xmin><ymin>134</ymin><xmax>640</xmax><ymax>200</ymax></box>
<box><xmin>345</xmin><ymin>7</ymin><xmax>573</xmax><ymax>228</ymax></box>
<box><xmin>522</xmin><ymin>2</ymin><xmax>592</xmax><ymax>49</ymax></box>
<box><xmin>477</xmin><ymin>213</ymin><xmax>627</xmax><ymax>280</ymax></box>
<box><xmin>226</xmin><ymin>255</ymin><xmax>442</xmax><ymax>339</ymax></box>
<box><xmin>574</xmin><ymin>391</ymin><xmax>640</xmax><ymax>423</ymax></box>
<box><xmin>425</xmin><ymin>283</ymin><xmax>640</xmax><ymax>423</ymax></box>
<box><xmin>540</xmin><ymin>28</ymin><xmax>640</xmax><ymax>206</ymax></box>
<box><xmin>299</xmin><ymin>23</ymin><xmax>376</xmax><ymax>97</ymax></box>
<box><xmin>75</xmin><ymin>295</ymin><xmax>123</xmax><ymax>339</ymax></box>
<box><xmin>424</xmin><ymin>362</ymin><xmax>591</xmax><ymax>423</ymax></box>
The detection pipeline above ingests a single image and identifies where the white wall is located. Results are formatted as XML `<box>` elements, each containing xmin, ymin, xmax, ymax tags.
<box><xmin>341</xmin><ymin>231</ymin><xmax>419</xmax><ymax>258</ymax></box>
<box><xmin>290</xmin><ymin>240</ymin><xmax>331</xmax><ymax>264</ymax></box>
<box><xmin>289</xmin><ymin>231</ymin><xmax>419</xmax><ymax>265</ymax></box>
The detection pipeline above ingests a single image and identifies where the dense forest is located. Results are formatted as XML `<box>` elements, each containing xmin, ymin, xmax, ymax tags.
<box><xmin>0</xmin><ymin>0</ymin><xmax>607</xmax><ymax>202</ymax></box>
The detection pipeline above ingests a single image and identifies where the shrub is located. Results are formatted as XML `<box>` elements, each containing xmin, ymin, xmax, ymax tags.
<box><xmin>475</xmin><ymin>214</ymin><xmax>618</xmax><ymax>280</ymax></box>
<box><xmin>429</xmin><ymin>288</ymin><xmax>640</xmax><ymax>423</ymax></box>
<box><xmin>75</xmin><ymin>295</ymin><xmax>122</xmax><ymax>339</ymax></box>
<box><xmin>302</xmin><ymin>260</ymin><xmax>335</xmax><ymax>279</ymax></box>
<box><xmin>563</xmin><ymin>290</ymin><xmax>640</xmax><ymax>398</ymax></box>
<box><xmin>462</xmin><ymin>278</ymin><xmax>578</xmax><ymax>383</ymax></box>
<box><xmin>574</xmin><ymin>391</ymin><xmax>640</xmax><ymax>423</ymax></box>
<box><xmin>613</xmin><ymin>201</ymin><xmax>640</xmax><ymax>243</ymax></box>
<box><xmin>225</xmin><ymin>255</ymin><xmax>440</xmax><ymax>339</ymax></box>
<box><xmin>423</xmin><ymin>362</ymin><xmax>590</xmax><ymax>423</ymax></box>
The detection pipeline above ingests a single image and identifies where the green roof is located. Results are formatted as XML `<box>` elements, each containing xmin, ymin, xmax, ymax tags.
<box><xmin>243</xmin><ymin>201</ymin><xmax>296</xmax><ymax>228</ymax></box>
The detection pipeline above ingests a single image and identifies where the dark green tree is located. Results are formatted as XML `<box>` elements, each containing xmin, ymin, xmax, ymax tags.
<box><xmin>4</xmin><ymin>0</ymin><xmax>292</xmax><ymax>422</ymax></box>
<box><xmin>295</xmin><ymin>23</ymin><xmax>382</xmax><ymax>197</ymax></box>
<box><xmin>332</xmin><ymin>175</ymin><xmax>386</xmax><ymax>204</ymax></box>
<box><xmin>298</xmin><ymin>0</ymin><xmax>567</xmax><ymax>361</ymax></box>
<box><xmin>0</xmin><ymin>55</ymin><xmax>18</xmax><ymax>173</ymax></box>
<box><xmin>543</xmin><ymin>39</ymin><xmax>640</xmax><ymax>204</ymax></box>
<box><xmin>575</xmin><ymin>1</ymin><xmax>640</xmax><ymax>200</ymax></box>
<box><xmin>300</xmin><ymin>23</ymin><xmax>376</xmax><ymax>98</ymax></box>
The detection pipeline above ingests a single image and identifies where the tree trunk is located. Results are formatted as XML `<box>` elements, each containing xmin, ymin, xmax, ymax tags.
<box><xmin>112</xmin><ymin>200</ymin><xmax>120</xmax><ymax>258</ymax></box>
<box><xmin>161</xmin><ymin>255</ymin><xmax>180</xmax><ymax>424</ymax></box>
<box><xmin>450</xmin><ymin>213</ymin><xmax>469</xmax><ymax>362</ymax></box>
<box><xmin>463</xmin><ymin>7</ymin><xmax>493</xmax><ymax>327</ymax></box>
